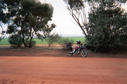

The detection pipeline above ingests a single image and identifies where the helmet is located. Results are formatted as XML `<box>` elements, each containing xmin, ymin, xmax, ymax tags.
<box><xmin>76</xmin><ymin>40</ymin><xmax>81</xmax><ymax>44</ymax></box>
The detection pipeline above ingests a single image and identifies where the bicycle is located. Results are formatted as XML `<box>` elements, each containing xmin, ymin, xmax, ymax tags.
<box><xmin>68</xmin><ymin>45</ymin><xmax>88</xmax><ymax>57</ymax></box>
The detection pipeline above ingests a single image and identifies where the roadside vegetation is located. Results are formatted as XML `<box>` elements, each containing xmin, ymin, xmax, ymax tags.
<box><xmin>0</xmin><ymin>37</ymin><xmax>85</xmax><ymax>45</ymax></box>
<box><xmin>65</xmin><ymin>0</ymin><xmax>127</xmax><ymax>52</ymax></box>
<box><xmin>1</xmin><ymin>0</ymin><xmax>127</xmax><ymax>53</ymax></box>
<box><xmin>0</xmin><ymin>0</ymin><xmax>55</xmax><ymax>48</ymax></box>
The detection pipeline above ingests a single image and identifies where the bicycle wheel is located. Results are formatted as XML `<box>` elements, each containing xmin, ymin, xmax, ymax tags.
<box><xmin>68</xmin><ymin>52</ymin><xmax>73</xmax><ymax>57</ymax></box>
<box><xmin>81</xmin><ymin>49</ymin><xmax>88</xmax><ymax>57</ymax></box>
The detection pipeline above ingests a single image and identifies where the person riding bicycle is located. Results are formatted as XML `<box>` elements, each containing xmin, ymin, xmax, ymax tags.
<box><xmin>70</xmin><ymin>40</ymin><xmax>82</xmax><ymax>54</ymax></box>
<box><xmin>68</xmin><ymin>40</ymin><xmax>88</xmax><ymax>57</ymax></box>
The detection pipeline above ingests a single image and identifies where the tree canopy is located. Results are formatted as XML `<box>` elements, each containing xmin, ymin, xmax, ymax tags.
<box><xmin>87</xmin><ymin>0</ymin><xmax>127</xmax><ymax>52</ymax></box>
<box><xmin>0</xmin><ymin>0</ymin><xmax>55</xmax><ymax>48</ymax></box>
<box><xmin>64</xmin><ymin>0</ymin><xmax>127</xmax><ymax>52</ymax></box>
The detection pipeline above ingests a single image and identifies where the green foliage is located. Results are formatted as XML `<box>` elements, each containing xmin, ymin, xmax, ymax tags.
<box><xmin>0</xmin><ymin>37</ymin><xmax>85</xmax><ymax>45</ymax></box>
<box><xmin>25</xmin><ymin>41</ymin><xmax>36</xmax><ymax>47</ymax></box>
<box><xmin>33</xmin><ymin>39</ymin><xmax>47</xmax><ymax>44</ymax></box>
<box><xmin>0</xmin><ymin>0</ymin><xmax>21</xmax><ymax>23</ymax></box>
<box><xmin>64</xmin><ymin>37</ymin><xmax>86</xmax><ymax>43</ymax></box>
<box><xmin>65</xmin><ymin>0</ymin><xmax>127</xmax><ymax>52</ymax></box>
<box><xmin>64</xmin><ymin>0</ymin><xmax>127</xmax><ymax>38</ymax></box>
<box><xmin>87</xmin><ymin>0</ymin><xmax>127</xmax><ymax>52</ymax></box>
<box><xmin>58</xmin><ymin>38</ymin><xmax>74</xmax><ymax>48</ymax></box>
<box><xmin>8</xmin><ymin>34</ymin><xmax>23</xmax><ymax>48</ymax></box>
<box><xmin>7</xmin><ymin>25</ymin><xmax>18</xmax><ymax>34</ymax></box>
<box><xmin>0</xmin><ymin>39</ymin><xmax>9</xmax><ymax>45</ymax></box>
<box><xmin>40</xmin><ymin>23</ymin><xmax>58</xmax><ymax>47</ymax></box>
<box><xmin>58</xmin><ymin>38</ymin><xmax>74</xmax><ymax>45</ymax></box>
<box><xmin>0</xmin><ymin>0</ymin><xmax>54</xmax><ymax>48</ymax></box>
<box><xmin>0</xmin><ymin>37</ymin><xmax>2</xmax><ymax>41</ymax></box>
<box><xmin>42</xmin><ymin>23</ymin><xmax>56</xmax><ymax>37</ymax></box>
<box><xmin>46</xmin><ymin>34</ymin><xmax>60</xmax><ymax>47</ymax></box>
<box><xmin>21</xmin><ymin>0</ymin><xmax>53</xmax><ymax>17</ymax></box>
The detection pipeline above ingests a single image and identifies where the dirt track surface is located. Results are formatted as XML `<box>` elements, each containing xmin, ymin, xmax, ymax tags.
<box><xmin>0</xmin><ymin>48</ymin><xmax>127</xmax><ymax>84</ymax></box>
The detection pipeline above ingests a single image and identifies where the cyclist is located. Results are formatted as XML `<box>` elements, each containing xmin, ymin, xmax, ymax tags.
<box><xmin>70</xmin><ymin>40</ymin><xmax>82</xmax><ymax>54</ymax></box>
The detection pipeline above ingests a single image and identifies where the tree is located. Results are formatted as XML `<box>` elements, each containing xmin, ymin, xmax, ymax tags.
<box><xmin>64</xmin><ymin>0</ymin><xmax>126</xmax><ymax>38</ymax></box>
<box><xmin>0</xmin><ymin>0</ymin><xmax>21</xmax><ymax>23</ymax></box>
<box><xmin>87</xmin><ymin>0</ymin><xmax>127</xmax><ymax>52</ymax></box>
<box><xmin>46</xmin><ymin>34</ymin><xmax>60</xmax><ymax>47</ymax></box>
<box><xmin>0</xmin><ymin>0</ymin><xmax>54</xmax><ymax>48</ymax></box>
<box><xmin>41</xmin><ymin>23</ymin><xmax>60</xmax><ymax>47</ymax></box>
<box><xmin>64</xmin><ymin>0</ymin><xmax>88</xmax><ymax>37</ymax></box>
<box><xmin>64</xmin><ymin>0</ymin><xmax>127</xmax><ymax>52</ymax></box>
<box><xmin>8</xmin><ymin>34</ymin><xmax>23</xmax><ymax>48</ymax></box>
<box><xmin>0</xmin><ymin>0</ymin><xmax>21</xmax><ymax>38</ymax></box>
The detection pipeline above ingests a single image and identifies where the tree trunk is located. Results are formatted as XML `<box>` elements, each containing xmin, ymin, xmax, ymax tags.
<box><xmin>48</xmin><ymin>43</ymin><xmax>51</xmax><ymax>47</ymax></box>
<box><xmin>22</xmin><ymin>34</ymin><xmax>28</xmax><ymax>47</ymax></box>
<box><xmin>29</xmin><ymin>27</ymin><xmax>33</xmax><ymax>48</ymax></box>
<box><xmin>29</xmin><ymin>37</ymin><xmax>33</xmax><ymax>48</ymax></box>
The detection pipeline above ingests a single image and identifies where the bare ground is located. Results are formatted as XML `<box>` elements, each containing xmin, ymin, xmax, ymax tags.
<box><xmin>0</xmin><ymin>47</ymin><xmax>127</xmax><ymax>84</ymax></box>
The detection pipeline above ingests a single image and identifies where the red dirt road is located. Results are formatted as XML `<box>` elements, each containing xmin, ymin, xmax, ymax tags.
<box><xmin>0</xmin><ymin>48</ymin><xmax>127</xmax><ymax>84</ymax></box>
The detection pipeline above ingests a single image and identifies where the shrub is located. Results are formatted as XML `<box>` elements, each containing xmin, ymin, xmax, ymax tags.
<box><xmin>58</xmin><ymin>38</ymin><xmax>74</xmax><ymax>50</ymax></box>
<box><xmin>8</xmin><ymin>34</ymin><xmax>23</xmax><ymax>48</ymax></box>
<box><xmin>31</xmin><ymin>41</ymin><xmax>36</xmax><ymax>47</ymax></box>
<box><xmin>46</xmin><ymin>34</ymin><xmax>60</xmax><ymax>47</ymax></box>
<box><xmin>87</xmin><ymin>1</ymin><xmax>127</xmax><ymax>52</ymax></box>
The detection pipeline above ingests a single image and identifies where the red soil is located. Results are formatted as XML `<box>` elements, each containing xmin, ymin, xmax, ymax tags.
<box><xmin>0</xmin><ymin>47</ymin><xmax>127</xmax><ymax>84</ymax></box>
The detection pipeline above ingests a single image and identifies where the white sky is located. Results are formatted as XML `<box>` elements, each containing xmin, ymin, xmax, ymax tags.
<box><xmin>40</xmin><ymin>0</ymin><xmax>84</xmax><ymax>37</ymax></box>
